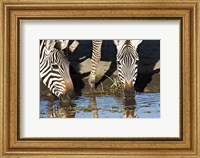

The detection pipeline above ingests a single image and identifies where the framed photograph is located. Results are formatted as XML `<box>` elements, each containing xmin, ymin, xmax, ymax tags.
<box><xmin>0</xmin><ymin>0</ymin><xmax>199</xmax><ymax>157</ymax></box>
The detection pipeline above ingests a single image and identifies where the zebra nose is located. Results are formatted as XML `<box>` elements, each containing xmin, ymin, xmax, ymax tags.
<box><xmin>60</xmin><ymin>89</ymin><xmax>76</xmax><ymax>103</ymax></box>
<box><xmin>124</xmin><ymin>81</ymin><xmax>136</xmax><ymax>98</ymax></box>
<box><xmin>124</xmin><ymin>88</ymin><xmax>136</xmax><ymax>99</ymax></box>
<box><xmin>66</xmin><ymin>89</ymin><xmax>76</xmax><ymax>100</ymax></box>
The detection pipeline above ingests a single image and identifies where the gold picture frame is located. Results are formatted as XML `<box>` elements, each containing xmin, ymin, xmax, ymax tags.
<box><xmin>0</xmin><ymin>0</ymin><xmax>199</xmax><ymax>157</ymax></box>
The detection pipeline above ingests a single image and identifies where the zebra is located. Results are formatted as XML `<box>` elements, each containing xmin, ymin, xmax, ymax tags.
<box><xmin>69</xmin><ymin>40</ymin><xmax>142</xmax><ymax>97</ymax></box>
<box><xmin>40</xmin><ymin>40</ymin><xmax>75</xmax><ymax>102</ymax></box>
<box><xmin>87</xmin><ymin>40</ymin><xmax>142</xmax><ymax>98</ymax></box>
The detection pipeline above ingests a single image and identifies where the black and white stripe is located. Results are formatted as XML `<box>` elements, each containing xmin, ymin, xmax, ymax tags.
<box><xmin>88</xmin><ymin>40</ymin><xmax>103</xmax><ymax>88</ymax></box>
<box><xmin>40</xmin><ymin>40</ymin><xmax>72</xmax><ymax>98</ymax></box>
<box><xmin>88</xmin><ymin>40</ymin><xmax>142</xmax><ymax>90</ymax></box>
<box><xmin>116</xmin><ymin>40</ymin><xmax>139</xmax><ymax>86</ymax></box>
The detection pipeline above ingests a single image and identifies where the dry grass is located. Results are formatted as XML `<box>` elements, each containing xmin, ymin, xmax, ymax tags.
<box><xmin>105</xmin><ymin>75</ymin><xmax>123</xmax><ymax>93</ymax></box>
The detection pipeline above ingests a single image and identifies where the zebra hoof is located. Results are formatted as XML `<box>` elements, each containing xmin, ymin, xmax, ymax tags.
<box><xmin>88</xmin><ymin>79</ymin><xmax>95</xmax><ymax>89</ymax></box>
<box><xmin>89</xmin><ymin>86</ymin><xmax>95</xmax><ymax>93</ymax></box>
<box><xmin>89</xmin><ymin>84</ymin><xmax>95</xmax><ymax>89</ymax></box>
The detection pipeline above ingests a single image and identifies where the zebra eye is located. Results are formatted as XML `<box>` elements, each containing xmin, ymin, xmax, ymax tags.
<box><xmin>117</xmin><ymin>61</ymin><xmax>121</xmax><ymax>65</ymax></box>
<box><xmin>135</xmin><ymin>60</ymin><xmax>139</xmax><ymax>65</ymax></box>
<box><xmin>52</xmin><ymin>64</ymin><xmax>59</xmax><ymax>69</ymax></box>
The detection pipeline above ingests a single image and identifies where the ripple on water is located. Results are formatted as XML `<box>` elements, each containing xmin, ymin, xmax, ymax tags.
<box><xmin>40</xmin><ymin>93</ymin><xmax>160</xmax><ymax>118</ymax></box>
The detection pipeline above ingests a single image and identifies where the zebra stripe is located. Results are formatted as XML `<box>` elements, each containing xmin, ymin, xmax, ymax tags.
<box><xmin>40</xmin><ymin>40</ymin><xmax>73</xmax><ymax>98</ymax></box>
<box><xmin>88</xmin><ymin>40</ymin><xmax>103</xmax><ymax>88</ymax></box>
<box><xmin>116</xmin><ymin>41</ymin><xmax>139</xmax><ymax>85</ymax></box>
<box><xmin>88</xmin><ymin>40</ymin><xmax>142</xmax><ymax>91</ymax></box>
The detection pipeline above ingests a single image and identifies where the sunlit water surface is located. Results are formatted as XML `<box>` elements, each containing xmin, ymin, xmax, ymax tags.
<box><xmin>40</xmin><ymin>93</ymin><xmax>160</xmax><ymax>118</ymax></box>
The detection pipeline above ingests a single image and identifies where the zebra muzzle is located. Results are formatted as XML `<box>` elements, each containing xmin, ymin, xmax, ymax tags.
<box><xmin>124</xmin><ymin>80</ymin><xmax>136</xmax><ymax>98</ymax></box>
<box><xmin>66</xmin><ymin>89</ymin><xmax>76</xmax><ymax>99</ymax></box>
<box><xmin>60</xmin><ymin>89</ymin><xmax>76</xmax><ymax>103</ymax></box>
<box><xmin>60</xmin><ymin>81</ymin><xmax>76</xmax><ymax>102</ymax></box>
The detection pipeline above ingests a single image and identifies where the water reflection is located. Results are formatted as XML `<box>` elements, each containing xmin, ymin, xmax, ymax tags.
<box><xmin>47</xmin><ymin>101</ymin><xmax>76</xmax><ymax>118</ymax></box>
<box><xmin>89</xmin><ymin>96</ymin><xmax>99</xmax><ymax>118</ymax></box>
<box><xmin>41</xmin><ymin>93</ymin><xmax>160</xmax><ymax>118</ymax></box>
<box><xmin>123</xmin><ymin>98</ymin><xmax>137</xmax><ymax>118</ymax></box>
<box><xmin>88</xmin><ymin>95</ymin><xmax>137</xmax><ymax>118</ymax></box>
<box><xmin>43</xmin><ymin>96</ymin><xmax>137</xmax><ymax>118</ymax></box>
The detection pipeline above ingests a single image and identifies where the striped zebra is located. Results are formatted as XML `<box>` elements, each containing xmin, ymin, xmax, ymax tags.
<box><xmin>69</xmin><ymin>40</ymin><xmax>142</xmax><ymax>97</ymax></box>
<box><xmin>89</xmin><ymin>40</ymin><xmax>142</xmax><ymax>98</ymax></box>
<box><xmin>40</xmin><ymin>40</ymin><xmax>75</xmax><ymax>102</ymax></box>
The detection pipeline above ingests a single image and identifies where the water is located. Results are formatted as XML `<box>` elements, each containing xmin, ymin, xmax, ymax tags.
<box><xmin>40</xmin><ymin>93</ymin><xmax>160</xmax><ymax>118</ymax></box>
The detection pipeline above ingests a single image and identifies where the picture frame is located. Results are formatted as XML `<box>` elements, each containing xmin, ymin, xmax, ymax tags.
<box><xmin>0</xmin><ymin>0</ymin><xmax>199</xmax><ymax>157</ymax></box>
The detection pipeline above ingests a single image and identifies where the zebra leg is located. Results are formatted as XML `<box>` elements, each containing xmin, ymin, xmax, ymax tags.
<box><xmin>88</xmin><ymin>40</ymin><xmax>103</xmax><ymax>89</ymax></box>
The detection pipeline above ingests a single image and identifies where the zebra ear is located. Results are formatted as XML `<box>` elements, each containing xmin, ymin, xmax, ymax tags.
<box><xmin>130</xmin><ymin>40</ymin><xmax>143</xmax><ymax>49</ymax></box>
<box><xmin>113</xmin><ymin>40</ymin><xmax>126</xmax><ymax>46</ymax></box>
<box><xmin>113</xmin><ymin>40</ymin><xmax>120</xmax><ymax>46</ymax></box>
<box><xmin>55</xmin><ymin>40</ymin><xmax>69</xmax><ymax>50</ymax></box>
<box><xmin>45</xmin><ymin>40</ymin><xmax>56</xmax><ymax>50</ymax></box>
<box><xmin>113</xmin><ymin>40</ymin><xmax>127</xmax><ymax>51</ymax></box>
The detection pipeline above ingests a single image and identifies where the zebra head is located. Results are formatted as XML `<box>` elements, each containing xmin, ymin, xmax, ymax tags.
<box><xmin>40</xmin><ymin>40</ymin><xmax>75</xmax><ymax>102</ymax></box>
<box><xmin>113</xmin><ymin>40</ymin><xmax>142</xmax><ymax>98</ymax></box>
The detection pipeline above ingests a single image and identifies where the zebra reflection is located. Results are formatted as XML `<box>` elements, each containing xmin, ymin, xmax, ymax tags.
<box><xmin>47</xmin><ymin>101</ymin><xmax>76</xmax><ymax>118</ymax></box>
<box><xmin>89</xmin><ymin>96</ymin><xmax>99</xmax><ymax>118</ymax></box>
<box><xmin>45</xmin><ymin>96</ymin><xmax>136</xmax><ymax>118</ymax></box>
<box><xmin>123</xmin><ymin>98</ymin><xmax>137</xmax><ymax>118</ymax></box>
<box><xmin>88</xmin><ymin>96</ymin><xmax>137</xmax><ymax>118</ymax></box>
